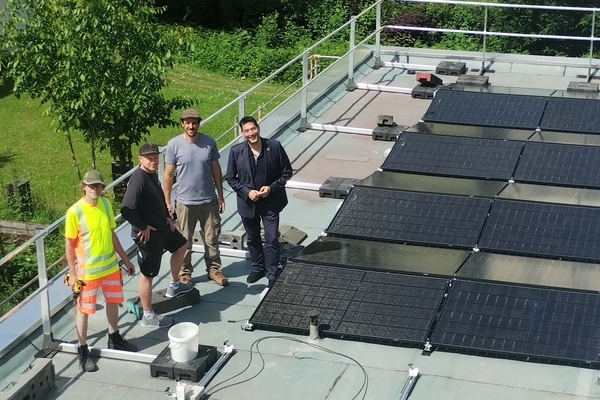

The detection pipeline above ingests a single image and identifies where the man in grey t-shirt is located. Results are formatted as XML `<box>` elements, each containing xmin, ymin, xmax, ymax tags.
<box><xmin>163</xmin><ymin>109</ymin><xmax>228</xmax><ymax>286</ymax></box>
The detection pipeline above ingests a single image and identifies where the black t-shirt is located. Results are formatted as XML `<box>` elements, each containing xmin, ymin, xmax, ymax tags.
<box><xmin>120</xmin><ymin>167</ymin><xmax>169</xmax><ymax>233</ymax></box>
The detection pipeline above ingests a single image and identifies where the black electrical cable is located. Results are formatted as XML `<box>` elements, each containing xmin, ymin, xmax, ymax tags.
<box><xmin>203</xmin><ymin>335</ymin><xmax>368</xmax><ymax>400</ymax></box>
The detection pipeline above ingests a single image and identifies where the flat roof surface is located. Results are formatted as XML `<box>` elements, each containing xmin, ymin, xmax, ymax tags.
<box><xmin>3</xmin><ymin>45</ymin><xmax>600</xmax><ymax>400</ymax></box>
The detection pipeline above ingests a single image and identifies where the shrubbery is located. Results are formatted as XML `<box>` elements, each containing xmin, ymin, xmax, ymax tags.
<box><xmin>0</xmin><ymin>184</ymin><xmax>67</xmax><ymax>316</ymax></box>
<box><xmin>172</xmin><ymin>1</ymin><xmax>378</xmax><ymax>83</ymax></box>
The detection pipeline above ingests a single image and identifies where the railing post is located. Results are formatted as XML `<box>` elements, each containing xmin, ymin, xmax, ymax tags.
<box><xmin>158</xmin><ymin>147</ymin><xmax>166</xmax><ymax>178</ymax></box>
<box><xmin>347</xmin><ymin>15</ymin><xmax>358</xmax><ymax>91</ymax></box>
<box><xmin>589</xmin><ymin>10</ymin><xmax>596</xmax><ymax>81</ymax></box>
<box><xmin>298</xmin><ymin>49</ymin><xmax>310</xmax><ymax>132</ymax></box>
<box><xmin>373</xmin><ymin>1</ymin><xmax>384</xmax><ymax>69</ymax></box>
<box><xmin>36</xmin><ymin>229</ymin><xmax>58</xmax><ymax>352</ymax></box>
<box><xmin>238</xmin><ymin>91</ymin><xmax>246</xmax><ymax>122</ymax></box>
<box><xmin>481</xmin><ymin>5</ymin><xmax>488</xmax><ymax>74</ymax></box>
<box><xmin>236</xmin><ymin>91</ymin><xmax>246</xmax><ymax>137</ymax></box>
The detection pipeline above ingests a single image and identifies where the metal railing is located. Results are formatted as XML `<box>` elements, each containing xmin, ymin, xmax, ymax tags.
<box><xmin>3</xmin><ymin>0</ymin><xmax>600</xmax><ymax>356</ymax></box>
<box><xmin>0</xmin><ymin>0</ymin><xmax>384</xmax><ymax>356</ymax></box>
<box><xmin>386</xmin><ymin>0</ymin><xmax>600</xmax><ymax>78</ymax></box>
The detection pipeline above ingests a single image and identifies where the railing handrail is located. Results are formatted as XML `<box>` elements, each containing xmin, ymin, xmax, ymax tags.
<box><xmin>400</xmin><ymin>0</ymin><xmax>600</xmax><ymax>13</ymax></box>
<box><xmin>385</xmin><ymin>25</ymin><xmax>600</xmax><ymax>43</ymax></box>
<box><xmin>393</xmin><ymin>0</ymin><xmax>599</xmax><ymax>75</ymax></box>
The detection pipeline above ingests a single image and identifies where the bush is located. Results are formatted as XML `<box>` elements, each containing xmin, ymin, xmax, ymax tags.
<box><xmin>0</xmin><ymin>232</ymin><xmax>65</xmax><ymax>317</ymax></box>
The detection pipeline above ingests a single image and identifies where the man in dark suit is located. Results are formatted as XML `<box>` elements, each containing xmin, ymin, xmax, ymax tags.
<box><xmin>225</xmin><ymin>116</ymin><xmax>293</xmax><ymax>288</ymax></box>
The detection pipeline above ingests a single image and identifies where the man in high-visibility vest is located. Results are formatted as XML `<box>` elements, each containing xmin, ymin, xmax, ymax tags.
<box><xmin>65</xmin><ymin>170</ymin><xmax>137</xmax><ymax>372</ymax></box>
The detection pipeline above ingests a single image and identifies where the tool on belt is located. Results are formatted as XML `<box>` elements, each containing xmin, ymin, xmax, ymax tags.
<box><xmin>64</xmin><ymin>273</ymin><xmax>86</xmax><ymax>301</ymax></box>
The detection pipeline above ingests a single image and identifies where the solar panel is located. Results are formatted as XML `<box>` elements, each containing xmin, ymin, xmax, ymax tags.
<box><xmin>458</xmin><ymin>252</ymin><xmax>600</xmax><ymax>292</ymax></box>
<box><xmin>249</xmin><ymin>262</ymin><xmax>449</xmax><ymax>343</ymax></box>
<box><xmin>326</xmin><ymin>187</ymin><xmax>491</xmax><ymax>248</ymax></box>
<box><xmin>250</xmin><ymin>263</ymin><xmax>364</xmax><ymax>334</ymax></box>
<box><xmin>336</xmin><ymin>272</ymin><xmax>447</xmax><ymax>342</ymax></box>
<box><xmin>423</xmin><ymin>90</ymin><xmax>547</xmax><ymax>129</ymax></box>
<box><xmin>514</xmin><ymin>142</ymin><xmax>600</xmax><ymax>189</ymax></box>
<box><xmin>540</xmin><ymin>97</ymin><xmax>600</xmax><ymax>134</ymax></box>
<box><xmin>406</xmin><ymin>121</ymin><xmax>535</xmax><ymax>140</ymax></box>
<box><xmin>498</xmin><ymin>183</ymin><xmax>600</xmax><ymax>208</ymax></box>
<box><xmin>432</xmin><ymin>280</ymin><xmax>535</xmax><ymax>353</ymax></box>
<box><xmin>479</xmin><ymin>199</ymin><xmax>600</xmax><ymax>261</ymax></box>
<box><xmin>529</xmin><ymin>130</ymin><xmax>600</xmax><ymax>146</ymax></box>
<box><xmin>293</xmin><ymin>237</ymin><xmax>470</xmax><ymax>276</ymax></box>
<box><xmin>525</xmin><ymin>290</ymin><xmax>600</xmax><ymax>362</ymax></box>
<box><xmin>358</xmin><ymin>171</ymin><xmax>506</xmax><ymax>198</ymax></box>
<box><xmin>382</xmin><ymin>132</ymin><xmax>523</xmax><ymax>180</ymax></box>
<box><xmin>432</xmin><ymin>279</ymin><xmax>600</xmax><ymax>363</ymax></box>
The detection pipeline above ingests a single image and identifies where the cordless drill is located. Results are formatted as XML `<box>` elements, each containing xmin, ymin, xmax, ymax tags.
<box><xmin>64</xmin><ymin>273</ymin><xmax>86</xmax><ymax>301</ymax></box>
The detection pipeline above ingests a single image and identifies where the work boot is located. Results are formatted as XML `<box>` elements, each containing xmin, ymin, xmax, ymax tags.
<box><xmin>208</xmin><ymin>268</ymin><xmax>229</xmax><ymax>286</ymax></box>
<box><xmin>178</xmin><ymin>267</ymin><xmax>193</xmax><ymax>284</ymax></box>
<box><xmin>108</xmin><ymin>331</ymin><xmax>138</xmax><ymax>352</ymax></box>
<box><xmin>78</xmin><ymin>345</ymin><xmax>97</xmax><ymax>372</ymax></box>
<box><xmin>247</xmin><ymin>270</ymin><xmax>265</xmax><ymax>284</ymax></box>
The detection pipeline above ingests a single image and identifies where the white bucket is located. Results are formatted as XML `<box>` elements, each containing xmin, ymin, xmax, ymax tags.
<box><xmin>168</xmin><ymin>322</ymin><xmax>199</xmax><ymax>362</ymax></box>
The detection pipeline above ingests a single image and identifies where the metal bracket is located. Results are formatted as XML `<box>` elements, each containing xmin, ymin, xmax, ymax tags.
<box><xmin>399</xmin><ymin>364</ymin><xmax>420</xmax><ymax>400</ymax></box>
<box><xmin>241</xmin><ymin>321</ymin><xmax>254</xmax><ymax>331</ymax></box>
<box><xmin>186</xmin><ymin>344</ymin><xmax>236</xmax><ymax>400</ymax></box>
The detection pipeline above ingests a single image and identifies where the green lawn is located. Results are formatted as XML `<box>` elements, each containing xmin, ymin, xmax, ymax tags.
<box><xmin>0</xmin><ymin>64</ymin><xmax>292</xmax><ymax>220</ymax></box>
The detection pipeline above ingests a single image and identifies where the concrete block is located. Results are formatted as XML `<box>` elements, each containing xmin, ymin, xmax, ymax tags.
<box><xmin>1</xmin><ymin>358</ymin><xmax>55</xmax><ymax>400</ymax></box>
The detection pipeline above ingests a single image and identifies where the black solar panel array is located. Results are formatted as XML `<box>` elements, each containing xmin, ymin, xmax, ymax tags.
<box><xmin>252</xmin><ymin>264</ymin><xmax>600</xmax><ymax>364</ymax></box>
<box><xmin>514</xmin><ymin>142</ymin><xmax>600</xmax><ymax>189</ymax></box>
<box><xmin>250</xmin><ymin>88</ymin><xmax>600</xmax><ymax>367</ymax></box>
<box><xmin>431</xmin><ymin>279</ymin><xmax>600</xmax><ymax>363</ymax></box>
<box><xmin>382</xmin><ymin>132</ymin><xmax>523</xmax><ymax>180</ymax></box>
<box><xmin>250</xmin><ymin>262</ymin><xmax>449</xmax><ymax>343</ymax></box>
<box><xmin>326</xmin><ymin>187</ymin><xmax>491</xmax><ymax>248</ymax></box>
<box><xmin>382</xmin><ymin>135</ymin><xmax>600</xmax><ymax>189</ymax></box>
<box><xmin>423</xmin><ymin>90</ymin><xmax>547</xmax><ymax>129</ymax></box>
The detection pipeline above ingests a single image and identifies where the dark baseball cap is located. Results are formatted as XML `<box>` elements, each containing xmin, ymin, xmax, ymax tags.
<box><xmin>181</xmin><ymin>109</ymin><xmax>201</xmax><ymax>120</ymax></box>
<box><xmin>139</xmin><ymin>143</ymin><xmax>160</xmax><ymax>156</ymax></box>
<box><xmin>83</xmin><ymin>170</ymin><xmax>105</xmax><ymax>185</ymax></box>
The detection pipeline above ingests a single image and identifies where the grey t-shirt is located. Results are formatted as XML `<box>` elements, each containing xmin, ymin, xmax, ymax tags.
<box><xmin>165</xmin><ymin>134</ymin><xmax>220</xmax><ymax>205</ymax></box>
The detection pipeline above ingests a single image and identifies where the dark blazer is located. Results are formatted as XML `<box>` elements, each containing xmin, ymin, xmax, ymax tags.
<box><xmin>225</xmin><ymin>138</ymin><xmax>293</xmax><ymax>218</ymax></box>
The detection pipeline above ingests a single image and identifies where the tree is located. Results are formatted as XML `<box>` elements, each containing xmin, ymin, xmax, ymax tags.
<box><xmin>2</xmin><ymin>0</ymin><xmax>192</xmax><ymax>175</ymax></box>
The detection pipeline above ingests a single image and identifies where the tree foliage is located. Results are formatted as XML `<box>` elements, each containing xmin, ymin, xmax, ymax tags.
<box><xmin>2</xmin><ymin>0</ymin><xmax>193</xmax><ymax>168</ymax></box>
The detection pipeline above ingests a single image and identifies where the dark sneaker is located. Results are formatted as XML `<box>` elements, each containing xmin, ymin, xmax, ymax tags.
<box><xmin>247</xmin><ymin>271</ymin><xmax>265</xmax><ymax>284</ymax></box>
<box><xmin>78</xmin><ymin>345</ymin><xmax>97</xmax><ymax>372</ymax></box>
<box><xmin>141</xmin><ymin>313</ymin><xmax>174</xmax><ymax>328</ymax></box>
<box><xmin>108</xmin><ymin>331</ymin><xmax>138</xmax><ymax>352</ymax></box>
<box><xmin>165</xmin><ymin>281</ymin><xmax>194</xmax><ymax>298</ymax></box>
<box><xmin>209</xmin><ymin>268</ymin><xmax>229</xmax><ymax>286</ymax></box>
